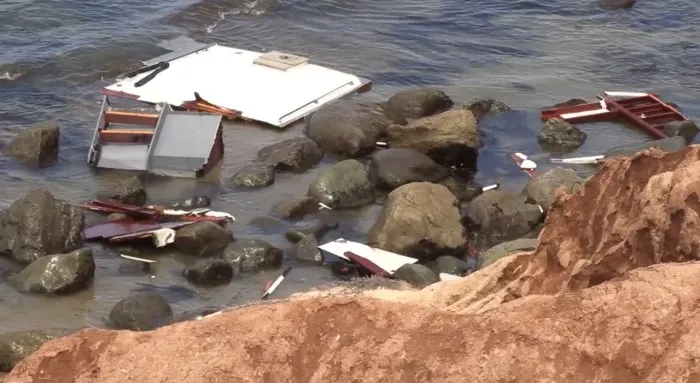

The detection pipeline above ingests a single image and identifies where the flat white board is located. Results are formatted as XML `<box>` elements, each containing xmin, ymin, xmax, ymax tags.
<box><xmin>101</xmin><ymin>45</ymin><xmax>367</xmax><ymax>127</ymax></box>
<box><xmin>318</xmin><ymin>239</ymin><xmax>418</xmax><ymax>275</ymax></box>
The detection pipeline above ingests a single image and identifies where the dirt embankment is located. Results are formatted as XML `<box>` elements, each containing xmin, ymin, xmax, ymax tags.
<box><xmin>7</xmin><ymin>146</ymin><xmax>700</xmax><ymax>383</ymax></box>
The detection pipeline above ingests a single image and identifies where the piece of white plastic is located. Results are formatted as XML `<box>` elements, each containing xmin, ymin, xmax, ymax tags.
<box><xmin>520</xmin><ymin>159</ymin><xmax>537</xmax><ymax>170</ymax></box>
<box><xmin>152</xmin><ymin>228</ymin><xmax>176</xmax><ymax>248</ymax></box>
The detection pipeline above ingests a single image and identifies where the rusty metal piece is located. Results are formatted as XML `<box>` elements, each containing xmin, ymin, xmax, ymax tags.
<box><xmin>181</xmin><ymin>92</ymin><xmax>241</xmax><ymax>120</ymax></box>
<box><xmin>85</xmin><ymin>217</ymin><xmax>162</xmax><ymax>241</ymax></box>
<box><xmin>89</xmin><ymin>200</ymin><xmax>161</xmax><ymax>219</ymax></box>
<box><xmin>104</xmin><ymin>110</ymin><xmax>159</xmax><ymax>126</ymax></box>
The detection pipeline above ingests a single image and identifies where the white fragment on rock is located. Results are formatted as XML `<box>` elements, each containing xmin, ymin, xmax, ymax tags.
<box><xmin>152</xmin><ymin>228</ymin><xmax>176</xmax><ymax>248</ymax></box>
<box><xmin>439</xmin><ymin>273</ymin><xmax>464</xmax><ymax>281</ymax></box>
<box><xmin>482</xmin><ymin>183</ymin><xmax>499</xmax><ymax>192</ymax></box>
<box><xmin>119</xmin><ymin>254</ymin><xmax>156</xmax><ymax>264</ymax></box>
<box><xmin>318</xmin><ymin>202</ymin><xmax>332</xmax><ymax>210</ymax></box>
<box><xmin>520</xmin><ymin>159</ymin><xmax>537</xmax><ymax>170</ymax></box>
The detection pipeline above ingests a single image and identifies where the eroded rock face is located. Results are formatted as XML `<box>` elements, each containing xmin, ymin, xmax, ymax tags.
<box><xmin>0</xmin><ymin>189</ymin><xmax>85</xmax><ymax>264</ymax></box>
<box><xmin>257</xmin><ymin>137</ymin><xmax>323</xmax><ymax>172</ymax></box>
<box><xmin>383</xmin><ymin>88</ymin><xmax>454</xmax><ymax>125</ymax></box>
<box><xmin>368</xmin><ymin>182</ymin><xmax>465</xmax><ymax>261</ymax></box>
<box><xmin>3</xmin><ymin>120</ymin><xmax>60</xmax><ymax>167</ymax></box>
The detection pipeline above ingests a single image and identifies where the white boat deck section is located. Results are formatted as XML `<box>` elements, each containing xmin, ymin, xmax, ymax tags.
<box><xmin>318</xmin><ymin>239</ymin><xmax>418</xmax><ymax>275</ymax></box>
<box><xmin>101</xmin><ymin>45</ymin><xmax>367</xmax><ymax>127</ymax></box>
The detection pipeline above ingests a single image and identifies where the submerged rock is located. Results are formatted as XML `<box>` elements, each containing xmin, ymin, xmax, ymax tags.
<box><xmin>368</xmin><ymin>182</ymin><xmax>465</xmax><ymax>262</ymax></box>
<box><xmin>0</xmin><ymin>189</ymin><xmax>84</xmax><ymax>264</ymax></box>
<box><xmin>368</xmin><ymin>148</ymin><xmax>448</xmax><ymax>191</ymax></box>
<box><xmin>272</xmin><ymin>196</ymin><xmax>317</xmax><ymax>220</ymax></box>
<box><xmin>307</xmin><ymin>159</ymin><xmax>375</xmax><ymax>209</ymax></box>
<box><xmin>547</xmin><ymin>98</ymin><xmax>587</xmax><ymax>109</ymax></box>
<box><xmin>174</xmin><ymin>222</ymin><xmax>233</xmax><ymax>257</ymax></box>
<box><xmin>600</xmin><ymin>0</ymin><xmax>635</xmax><ymax>10</ymax></box>
<box><xmin>184</xmin><ymin>258</ymin><xmax>234</xmax><ymax>286</ymax></box>
<box><xmin>304</xmin><ymin>99</ymin><xmax>390</xmax><ymax>157</ymax></box>
<box><xmin>464</xmin><ymin>190</ymin><xmax>543</xmax><ymax>244</ymax></box>
<box><xmin>223</xmin><ymin>239</ymin><xmax>283</xmax><ymax>272</ymax></box>
<box><xmin>3</xmin><ymin>120</ymin><xmax>60</xmax><ymax>167</ymax></box>
<box><xmin>257</xmin><ymin>137</ymin><xmax>323</xmax><ymax>172</ymax></box>
<box><xmin>439</xmin><ymin>177</ymin><xmax>484</xmax><ymax>202</ymax></box>
<box><xmin>462</xmin><ymin>98</ymin><xmax>511</xmax><ymax>121</ymax></box>
<box><xmin>10</xmin><ymin>248</ymin><xmax>95</xmax><ymax>294</ymax></box>
<box><xmin>383</xmin><ymin>88</ymin><xmax>454</xmax><ymax>125</ymax></box>
<box><xmin>231</xmin><ymin>162</ymin><xmax>275</xmax><ymax>188</ymax></box>
<box><xmin>294</xmin><ymin>234</ymin><xmax>323</xmax><ymax>264</ymax></box>
<box><xmin>538</xmin><ymin>118</ymin><xmax>586</xmax><ymax>150</ymax></box>
<box><xmin>0</xmin><ymin>329</ymin><xmax>70</xmax><ymax>372</ymax></box>
<box><xmin>108</xmin><ymin>291</ymin><xmax>173</xmax><ymax>331</ymax></box>
<box><xmin>385</xmin><ymin>109</ymin><xmax>480</xmax><ymax>169</ymax></box>
<box><xmin>664</xmin><ymin>120</ymin><xmax>698</xmax><ymax>144</ymax></box>
<box><xmin>98</xmin><ymin>175</ymin><xmax>147</xmax><ymax>206</ymax></box>
<box><xmin>285</xmin><ymin>217</ymin><xmax>337</xmax><ymax>243</ymax></box>
<box><xmin>521</xmin><ymin>167</ymin><xmax>584</xmax><ymax>213</ymax></box>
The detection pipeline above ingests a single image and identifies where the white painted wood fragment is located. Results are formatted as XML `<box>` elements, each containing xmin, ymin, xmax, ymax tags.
<box><xmin>318</xmin><ymin>239</ymin><xmax>418</xmax><ymax>275</ymax></box>
<box><xmin>119</xmin><ymin>254</ymin><xmax>156</xmax><ymax>263</ymax></box>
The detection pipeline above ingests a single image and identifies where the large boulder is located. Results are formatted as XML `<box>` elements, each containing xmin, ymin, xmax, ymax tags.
<box><xmin>538</xmin><ymin>118</ymin><xmax>586</xmax><ymax>150</ymax></box>
<box><xmin>3</xmin><ymin>120</ymin><xmax>60</xmax><ymax>167</ymax></box>
<box><xmin>304</xmin><ymin>99</ymin><xmax>390</xmax><ymax>157</ymax></box>
<box><xmin>368</xmin><ymin>148</ymin><xmax>448</xmax><ymax>191</ymax></box>
<box><xmin>98</xmin><ymin>175</ymin><xmax>147</xmax><ymax>206</ymax></box>
<box><xmin>183</xmin><ymin>258</ymin><xmax>234</xmax><ymax>286</ymax></box>
<box><xmin>368</xmin><ymin>182</ymin><xmax>465</xmax><ymax>261</ymax></box>
<box><xmin>257</xmin><ymin>137</ymin><xmax>323</xmax><ymax>172</ymax></box>
<box><xmin>383</xmin><ymin>88</ymin><xmax>454</xmax><ymax>125</ymax></box>
<box><xmin>174</xmin><ymin>222</ymin><xmax>233</xmax><ymax>257</ymax></box>
<box><xmin>463</xmin><ymin>190</ymin><xmax>544</xmax><ymax>245</ymax></box>
<box><xmin>307</xmin><ymin>159</ymin><xmax>375</xmax><ymax>209</ymax></box>
<box><xmin>384</xmin><ymin>109</ymin><xmax>480</xmax><ymax>169</ymax></box>
<box><xmin>223</xmin><ymin>239</ymin><xmax>283</xmax><ymax>272</ymax></box>
<box><xmin>521</xmin><ymin>167</ymin><xmax>584</xmax><ymax>213</ymax></box>
<box><xmin>108</xmin><ymin>291</ymin><xmax>173</xmax><ymax>331</ymax></box>
<box><xmin>0</xmin><ymin>189</ymin><xmax>84</xmax><ymax>264</ymax></box>
<box><xmin>10</xmin><ymin>248</ymin><xmax>95</xmax><ymax>294</ymax></box>
<box><xmin>462</xmin><ymin>98</ymin><xmax>511</xmax><ymax>121</ymax></box>
<box><xmin>0</xmin><ymin>329</ymin><xmax>70</xmax><ymax>372</ymax></box>
<box><xmin>231</xmin><ymin>162</ymin><xmax>275</xmax><ymax>188</ymax></box>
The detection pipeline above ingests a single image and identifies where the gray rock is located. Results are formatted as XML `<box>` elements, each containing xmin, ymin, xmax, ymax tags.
<box><xmin>383</xmin><ymin>88</ymin><xmax>454</xmax><ymax>125</ymax></box>
<box><xmin>108</xmin><ymin>291</ymin><xmax>173</xmax><ymax>331</ymax></box>
<box><xmin>521</xmin><ymin>167</ymin><xmax>584</xmax><ymax>213</ymax></box>
<box><xmin>272</xmin><ymin>197</ymin><xmax>317</xmax><ymax>220</ymax></box>
<box><xmin>174</xmin><ymin>222</ymin><xmax>233</xmax><ymax>257</ymax></box>
<box><xmin>440</xmin><ymin>177</ymin><xmax>484</xmax><ymax>202</ymax></box>
<box><xmin>257</xmin><ymin>137</ymin><xmax>323</xmax><ymax>172</ymax></box>
<box><xmin>184</xmin><ymin>258</ymin><xmax>234</xmax><ymax>286</ymax></box>
<box><xmin>478</xmin><ymin>238</ymin><xmax>538</xmax><ymax>269</ymax></box>
<box><xmin>10</xmin><ymin>248</ymin><xmax>95</xmax><ymax>294</ymax></box>
<box><xmin>0</xmin><ymin>189</ymin><xmax>84</xmax><ymax>264</ymax></box>
<box><xmin>368</xmin><ymin>148</ymin><xmax>448</xmax><ymax>191</ymax></box>
<box><xmin>600</xmin><ymin>0</ymin><xmax>635</xmax><ymax>10</ymax></box>
<box><xmin>463</xmin><ymin>98</ymin><xmax>512</xmax><ymax>121</ymax></box>
<box><xmin>231</xmin><ymin>162</ymin><xmax>275</xmax><ymax>188</ymax></box>
<box><xmin>393</xmin><ymin>264</ymin><xmax>439</xmax><ymax>288</ymax></box>
<box><xmin>464</xmin><ymin>190</ymin><xmax>544</xmax><ymax>245</ymax></box>
<box><xmin>304</xmin><ymin>98</ymin><xmax>390</xmax><ymax>157</ymax></box>
<box><xmin>223</xmin><ymin>239</ymin><xmax>283</xmax><ymax>272</ymax></box>
<box><xmin>538</xmin><ymin>118</ymin><xmax>587</xmax><ymax>149</ymax></box>
<box><xmin>294</xmin><ymin>234</ymin><xmax>323</xmax><ymax>264</ymax></box>
<box><xmin>0</xmin><ymin>329</ymin><xmax>71</xmax><ymax>372</ymax></box>
<box><xmin>248</xmin><ymin>216</ymin><xmax>285</xmax><ymax>234</ymax></box>
<box><xmin>429</xmin><ymin>255</ymin><xmax>471</xmax><ymax>277</ymax></box>
<box><xmin>368</xmin><ymin>182</ymin><xmax>465</xmax><ymax>262</ymax></box>
<box><xmin>664</xmin><ymin>120</ymin><xmax>698</xmax><ymax>144</ymax></box>
<box><xmin>385</xmin><ymin>109</ymin><xmax>480</xmax><ymax>169</ymax></box>
<box><xmin>285</xmin><ymin>217</ymin><xmax>338</xmax><ymax>243</ymax></box>
<box><xmin>98</xmin><ymin>175</ymin><xmax>147</xmax><ymax>206</ymax></box>
<box><xmin>3</xmin><ymin>120</ymin><xmax>60</xmax><ymax>167</ymax></box>
<box><xmin>307</xmin><ymin>159</ymin><xmax>375</xmax><ymax>209</ymax></box>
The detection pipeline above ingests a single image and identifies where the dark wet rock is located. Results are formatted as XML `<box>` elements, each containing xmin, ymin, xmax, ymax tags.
<box><xmin>107</xmin><ymin>213</ymin><xmax>127</xmax><ymax>222</ymax></box>
<box><xmin>463</xmin><ymin>190</ymin><xmax>544</xmax><ymax>244</ymax></box>
<box><xmin>521</xmin><ymin>167</ymin><xmax>584</xmax><ymax>213</ymax></box>
<box><xmin>385</xmin><ymin>109</ymin><xmax>480</xmax><ymax>169</ymax></box>
<box><xmin>294</xmin><ymin>234</ymin><xmax>324</xmax><ymax>264</ymax></box>
<box><xmin>664</xmin><ymin>120</ymin><xmax>698</xmax><ymax>144</ymax></box>
<box><xmin>368</xmin><ymin>182</ymin><xmax>465</xmax><ymax>262</ymax></box>
<box><xmin>285</xmin><ymin>217</ymin><xmax>337</xmax><ymax>243</ymax></box>
<box><xmin>0</xmin><ymin>189</ymin><xmax>84</xmax><ymax>264</ymax></box>
<box><xmin>0</xmin><ymin>329</ymin><xmax>71</xmax><ymax>372</ymax></box>
<box><xmin>223</xmin><ymin>239</ymin><xmax>283</xmax><ymax>272</ymax></box>
<box><xmin>538</xmin><ymin>118</ymin><xmax>587</xmax><ymax>149</ymax></box>
<box><xmin>272</xmin><ymin>197</ymin><xmax>317</xmax><ymax>220</ymax></box>
<box><xmin>383</xmin><ymin>88</ymin><xmax>454</xmax><ymax>125</ymax></box>
<box><xmin>393</xmin><ymin>263</ymin><xmax>439</xmax><ymax>288</ymax></box>
<box><xmin>108</xmin><ymin>291</ymin><xmax>173</xmax><ymax>331</ymax></box>
<box><xmin>307</xmin><ymin>159</ymin><xmax>375</xmax><ymax>209</ymax></box>
<box><xmin>174</xmin><ymin>222</ymin><xmax>233</xmax><ymax>257</ymax></box>
<box><xmin>98</xmin><ymin>175</ymin><xmax>147</xmax><ymax>206</ymax></box>
<box><xmin>604</xmin><ymin>136</ymin><xmax>687</xmax><ymax>159</ymax></box>
<box><xmin>478</xmin><ymin>238</ymin><xmax>538</xmax><ymax>269</ymax></box>
<box><xmin>600</xmin><ymin>0</ymin><xmax>635</xmax><ymax>10</ymax></box>
<box><xmin>176</xmin><ymin>196</ymin><xmax>211</xmax><ymax>209</ymax></box>
<box><xmin>429</xmin><ymin>255</ymin><xmax>471</xmax><ymax>277</ymax></box>
<box><xmin>10</xmin><ymin>248</ymin><xmax>95</xmax><ymax>294</ymax></box>
<box><xmin>368</xmin><ymin>148</ymin><xmax>448</xmax><ymax>191</ymax></box>
<box><xmin>440</xmin><ymin>177</ymin><xmax>484</xmax><ymax>202</ymax></box>
<box><xmin>248</xmin><ymin>216</ymin><xmax>285</xmax><ymax>234</ymax></box>
<box><xmin>257</xmin><ymin>137</ymin><xmax>323</xmax><ymax>172</ymax></box>
<box><xmin>231</xmin><ymin>162</ymin><xmax>275</xmax><ymax>188</ymax></box>
<box><xmin>184</xmin><ymin>258</ymin><xmax>234</xmax><ymax>286</ymax></box>
<box><xmin>304</xmin><ymin>99</ymin><xmax>390</xmax><ymax>157</ymax></box>
<box><xmin>463</xmin><ymin>98</ymin><xmax>512</xmax><ymax>121</ymax></box>
<box><xmin>3</xmin><ymin>120</ymin><xmax>60</xmax><ymax>167</ymax></box>
<box><xmin>547</xmin><ymin>98</ymin><xmax>588</xmax><ymax>109</ymax></box>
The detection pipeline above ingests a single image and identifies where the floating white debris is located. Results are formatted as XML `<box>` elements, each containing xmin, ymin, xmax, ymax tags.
<box><xmin>318</xmin><ymin>239</ymin><xmax>418</xmax><ymax>275</ymax></box>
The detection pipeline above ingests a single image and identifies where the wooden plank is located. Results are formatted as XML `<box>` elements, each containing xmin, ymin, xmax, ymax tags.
<box><xmin>104</xmin><ymin>110</ymin><xmax>159</xmax><ymax>126</ymax></box>
<box><xmin>99</xmin><ymin>129</ymin><xmax>154</xmax><ymax>144</ymax></box>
